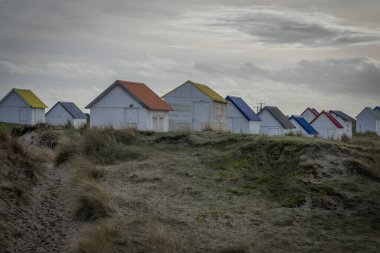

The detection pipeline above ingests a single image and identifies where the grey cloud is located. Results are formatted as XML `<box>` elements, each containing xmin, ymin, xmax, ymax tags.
<box><xmin>183</xmin><ymin>6</ymin><xmax>380</xmax><ymax>48</ymax></box>
<box><xmin>195</xmin><ymin>57</ymin><xmax>380</xmax><ymax>96</ymax></box>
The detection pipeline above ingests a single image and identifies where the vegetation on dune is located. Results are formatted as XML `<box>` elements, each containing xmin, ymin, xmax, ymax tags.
<box><xmin>1</xmin><ymin>121</ymin><xmax>380</xmax><ymax>253</ymax></box>
<box><xmin>68</xmin><ymin>156</ymin><xmax>114</xmax><ymax>222</ymax></box>
<box><xmin>212</xmin><ymin>138</ymin><xmax>313</xmax><ymax>207</ymax></box>
<box><xmin>0</xmin><ymin>130</ymin><xmax>45</xmax><ymax>249</ymax></box>
<box><xmin>72</xmin><ymin>179</ymin><xmax>115</xmax><ymax>221</ymax></box>
<box><xmin>82</xmin><ymin>128</ymin><xmax>142</xmax><ymax>164</ymax></box>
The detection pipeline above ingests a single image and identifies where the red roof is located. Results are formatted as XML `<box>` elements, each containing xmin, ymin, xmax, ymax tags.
<box><xmin>301</xmin><ymin>107</ymin><xmax>319</xmax><ymax>117</ymax></box>
<box><xmin>117</xmin><ymin>80</ymin><xmax>172</xmax><ymax>111</ymax></box>
<box><xmin>310</xmin><ymin>110</ymin><xmax>344</xmax><ymax>128</ymax></box>
<box><xmin>86</xmin><ymin>80</ymin><xmax>172</xmax><ymax>111</ymax></box>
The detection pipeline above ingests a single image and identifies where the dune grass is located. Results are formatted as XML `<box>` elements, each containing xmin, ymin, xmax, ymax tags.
<box><xmin>0</xmin><ymin>130</ymin><xmax>45</xmax><ymax>249</ymax></box>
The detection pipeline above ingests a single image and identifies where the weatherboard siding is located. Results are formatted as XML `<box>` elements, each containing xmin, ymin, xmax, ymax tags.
<box><xmin>259</xmin><ymin>110</ymin><xmax>286</xmax><ymax>136</ymax></box>
<box><xmin>89</xmin><ymin>85</ymin><xmax>168</xmax><ymax>132</ymax></box>
<box><xmin>46</xmin><ymin>104</ymin><xmax>85</xmax><ymax>128</ymax></box>
<box><xmin>0</xmin><ymin>91</ymin><xmax>45</xmax><ymax>125</ymax></box>
<box><xmin>311</xmin><ymin>114</ymin><xmax>343</xmax><ymax>140</ymax></box>
<box><xmin>331</xmin><ymin>113</ymin><xmax>352</xmax><ymax>137</ymax></box>
<box><xmin>356</xmin><ymin>109</ymin><xmax>379</xmax><ymax>135</ymax></box>
<box><xmin>164</xmin><ymin>82</ymin><xmax>226</xmax><ymax>131</ymax></box>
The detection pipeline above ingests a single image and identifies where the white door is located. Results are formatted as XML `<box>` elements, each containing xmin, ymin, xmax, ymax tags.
<box><xmin>192</xmin><ymin>102</ymin><xmax>210</xmax><ymax>131</ymax></box>
<box><xmin>124</xmin><ymin>108</ymin><xmax>138</xmax><ymax>129</ymax></box>
<box><xmin>268</xmin><ymin>127</ymin><xmax>280</xmax><ymax>136</ymax></box>
<box><xmin>327</xmin><ymin>130</ymin><xmax>335</xmax><ymax>139</ymax></box>
<box><xmin>227</xmin><ymin>118</ymin><xmax>233</xmax><ymax>132</ymax></box>
<box><xmin>19</xmin><ymin>107</ymin><xmax>28</xmax><ymax>124</ymax></box>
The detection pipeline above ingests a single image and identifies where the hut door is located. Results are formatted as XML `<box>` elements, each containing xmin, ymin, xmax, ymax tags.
<box><xmin>19</xmin><ymin>107</ymin><xmax>28</xmax><ymax>123</ymax></box>
<box><xmin>192</xmin><ymin>102</ymin><xmax>210</xmax><ymax>131</ymax></box>
<box><xmin>124</xmin><ymin>108</ymin><xmax>138</xmax><ymax>129</ymax></box>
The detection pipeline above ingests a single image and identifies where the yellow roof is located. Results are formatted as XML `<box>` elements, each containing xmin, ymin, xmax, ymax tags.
<box><xmin>14</xmin><ymin>89</ymin><xmax>47</xmax><ymax>108</ymax></box>
<box><xmin>190</xmin><ymin>81</ymin><xmax>227</xmax><ymax>103</ymax></box>
<box><xmin>163</xmin><ymin>80</ymin><xmax>227</xmax><ymax>103</ymax></box>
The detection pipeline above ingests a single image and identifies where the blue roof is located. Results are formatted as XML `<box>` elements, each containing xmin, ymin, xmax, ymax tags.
<box><xmin>289</xmin><ymin>115</ymin><xmax>318</xmax><ymax>135</ymax></box>
<box><xmin>374</xmin><ymin>106</ymin><xmax>380</xmax><ymax>111</ymax></box>
<box><xmin>58</xmin><ymin>102</ymin><xmax>86</xmax><ymax>119</ymax></box>
<box><xmin>226</xmin><ymin>96</ymin><xmax>261</xmax><ymax>121</ymax></box>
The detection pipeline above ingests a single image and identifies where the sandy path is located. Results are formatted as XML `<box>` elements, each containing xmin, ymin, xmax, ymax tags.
<box><xmin>7</xmin><ymin>165</ymin><xmax>75</xmax><ymax>253</ymax></box>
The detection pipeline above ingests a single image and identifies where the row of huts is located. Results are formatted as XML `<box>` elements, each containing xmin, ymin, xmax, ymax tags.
<box><xmin>0</xmin><ymin>80</ymin><xmax>379</xmax><ymax>139</ymax></box>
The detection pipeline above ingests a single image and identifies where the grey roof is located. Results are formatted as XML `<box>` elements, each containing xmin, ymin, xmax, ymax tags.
<box><xmin>368</xmin><ymin>107</ymin><xmax>380</xmax><ymax>120</ymax></box>
<box><xmin>47</xmin><ymin>102</ymin><xmax>86</xmax><ymax>119</ymax></box>
<box><xmin>258</xmin><ymin>106</ymin><xmax>295</xmax><ymax>129</ymax></box>
<box><xmin>330</xmin><ymin>110</ymin><xmax>356</xmax><ymax>123</ymax></box>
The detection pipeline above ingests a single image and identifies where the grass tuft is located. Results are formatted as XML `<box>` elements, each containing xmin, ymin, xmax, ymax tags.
<box><xmin>55</xmin><ymin>140</ymin><xmax>80</xmax><ymax>166</ymax></box>
<box><xmin>82</xmin><ymin>128</ymin><xmax>141</xmax><ymax>164</ymax></box>
<box><xmin>72</xmin><ymin>179</ymin><xmax>115</xmax><ymax>222</ymax></box>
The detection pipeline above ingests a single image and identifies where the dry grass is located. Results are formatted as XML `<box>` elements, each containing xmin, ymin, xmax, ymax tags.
<box><xmin>71</xmin><ymin>178</ymin><xmax>115</xmax><ymax>222</ymax></box>
<box><xmin>0</xmin><ymin>130</ymin><xmax>45</xmax><ymax>249</ymax></box>
<box><xmin>341</xmin><ymin>134</ymin><xmax>350</xmax><ymax>143</ymax></box>
<box><xmin>74</xmin><ymin>218</ymin><xmax>184</xmax><ymax>253</ymax></box>
<box><xmin>74</xmin><ymin>220</ymin><xmax>129</xmax><ymax>253</ymax></box>
<box><xmin>82</xmin><ymin>128</ymin><xmax>141</xmax><ymax>164</ymax></box>
<box><xmin>55</xmin><ymin>140</ymin><xmax>79</xmax><ymax>166</ymax></box>
<box><xmin>70</xmin><ymin>156</ymin><xmax>105</xmax><ymax>181</ymax></box>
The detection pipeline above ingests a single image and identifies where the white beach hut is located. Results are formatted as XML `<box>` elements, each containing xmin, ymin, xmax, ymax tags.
<box><xmin>225</xmin><ymin>95</ymin><xmax>261</xmax><ymax>134</ymax></box>
<box><xmin>310</xmin><ymin>111</ymin><xmax>344</xmax><ymax>140</ymax></box>
<box><xmin>0</xmin><ymin>88</ymin><xmax>47</xmax><ymax>125</ymax></box>
<box><xmin>163</xmin><ymin>80</ymin><xmax>227</xmax><ymax>131</ymax></box>
<box><xmin>257</xmin><ymin>106</ymin><xmax>295</xmax><ymax>136</ymax></box>
<box><xmin>356</xmin><ymin>107</ymin><xmax>380</xmax><ymax>135</ymax></box>
<box><xmin>46</xmin><ymin>102</ymin><xmax>87</xmax><ymax>128</ymax></box>
<box><xmin>86</xmin><ymin>80</ymin><xmax>172</xmax><ymax>132</ymax></box>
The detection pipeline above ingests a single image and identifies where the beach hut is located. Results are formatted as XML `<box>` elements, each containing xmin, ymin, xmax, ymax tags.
<box><xmin>289</xmin><ymin>115</ymin><xmax>318</xmax><ymax>137</ymax></box>
<box><xmin>163</xmin><ymin>80</ymin><xmax>227</xmax><ymax>131</ymax></box>
<box><xmin>329</xmin><ymin>110</ymin><xmax>356</xmax><ymax>137</ymax></box>
<box><xmin>0</xmin><ymin>88</ymin><xmax>47</xmax><ymax>125</ymax></box>
<box><xmin>310</xmin><ymin>111</ymin><xmax>344</xmax><ymax>140</ymax></box>
<box><xmin>257</xmin><ymin>106</ymin><xmax>295</xmax><ymax>136</ymax></box>
<box><xmin>356</xmin><ymin>107</ymin><xmax>380</xmax><ymax>135</ymax></box>
<box><xmin>301</xmin><ymin>107</ymin><xmax>319</xmax><ymax>123</ymax></box>
<box><xmin>225</xmin><ymin>95</ymin><xmax>261</xmax><ymax>134</ymax></box>
<box><xmin>46</xmin><ymin>102</ymin><xmax>87</xmax><ymax>128</ymax></box>
<box><xmin>86</xmin><ymin>80</ymin><xmax>172</xmax><ymax>132</ymax></box>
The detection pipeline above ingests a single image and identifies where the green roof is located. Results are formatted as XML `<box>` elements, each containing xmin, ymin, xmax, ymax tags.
<box><xmin>14</xmin><ymin>89</ymin><xmax>47</xmax><ymax>108</ymax></box>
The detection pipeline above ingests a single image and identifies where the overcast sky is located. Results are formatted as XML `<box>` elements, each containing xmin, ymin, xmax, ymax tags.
<box><xmin>0</xmin><ymin>0</ymin><xmax>379</xmax><ymax>116</ymax></box>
